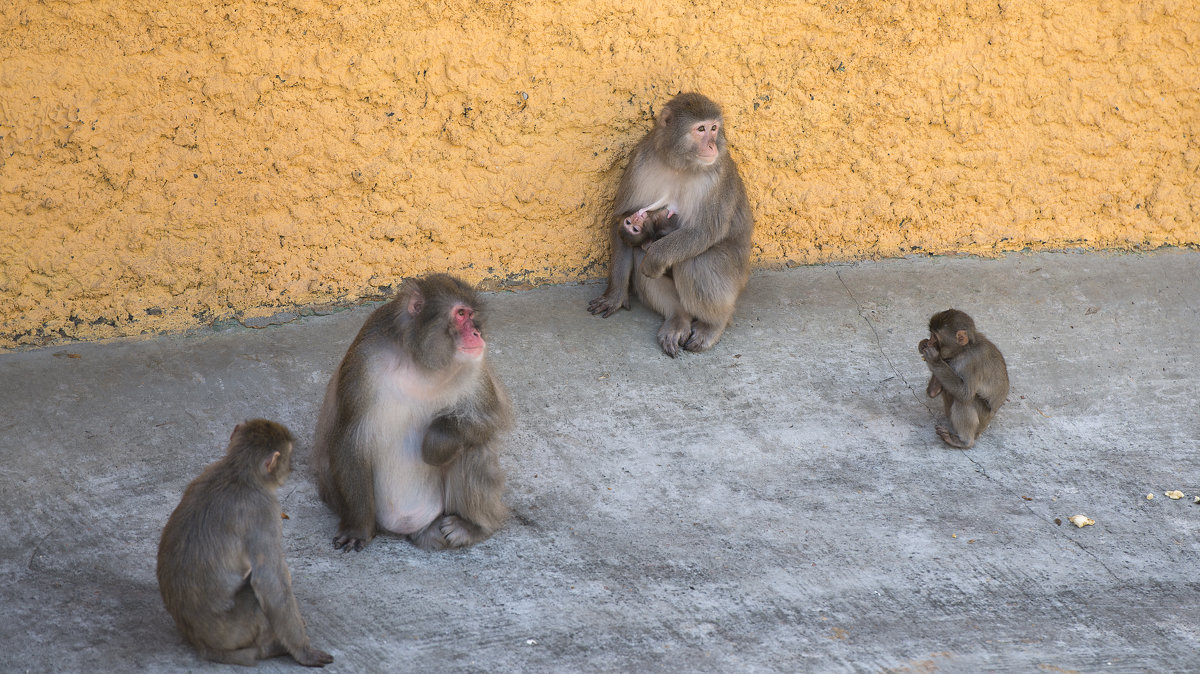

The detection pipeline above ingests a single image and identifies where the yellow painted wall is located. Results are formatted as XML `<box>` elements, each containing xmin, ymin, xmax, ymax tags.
<box><xmin>1</xmin><ymin>1</ymin><xmax>1197</xmax><ymax>348</ymax></box>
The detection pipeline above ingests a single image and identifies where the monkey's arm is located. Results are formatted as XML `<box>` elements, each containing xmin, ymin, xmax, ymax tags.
<box><xmin>327</xmin><ymin>412</ymin><xmax>378</xmax><ymax>551</ymax></box>
<box><xmin>422</xmin><ymin>374</ymin><xmax>512</xmax><ymax>466</ymax></box>
<box><xmin>640</xmin><ymin>182</ymin><xmax>737</xmax><ymax>278</ymax></box>
<box><xmin>588</xmin><ymin>220</ymin><xmax>635</xmax><ymax>317</ymax></box>
<box><xmin>247</xmin><ymin>526</ymin><xmax>333</xmax><ymax>666</ymax></box>
<box><xmin>919</xmin><ymin>339</ymin><xmax>943</xmax><ymax>397</ymax></box>
<box><xmin>924</xmin><ymin>358</ymin><xmax>974</xmax><ymax>402</ymax></box>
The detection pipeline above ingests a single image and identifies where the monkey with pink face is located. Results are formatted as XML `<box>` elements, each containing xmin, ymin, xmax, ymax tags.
<box><xmin>312</xmin><ymin>274</ymin><xmax>512</xmax><ymax>552</ymax></box>
<box><xmin>589</xmin><ymin>92</ymin><xmax>754</xmax><ymax>357</ymax></box>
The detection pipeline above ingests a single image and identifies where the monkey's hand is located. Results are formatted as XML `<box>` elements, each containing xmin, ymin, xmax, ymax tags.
<box><xmin>293</xmin><ymin>646</ymin><xmax>334</xmax><ymax>667</ymax></box>
<box><xmin>639</xmin><ymin>249</ymin><xmax>669</xmax><ymax>279</ymax></box>
<box><xmin>919</xmin><ymin>339</ymin><xmax>939</xmax><ymax>363</ymax></box>
<box><xmin>588</xmin><ymin>289</ymin><xmax>629</xmax><ymax>318</ymax></box>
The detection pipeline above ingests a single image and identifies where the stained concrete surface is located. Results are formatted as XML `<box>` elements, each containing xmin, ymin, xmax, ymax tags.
<box><xmin>1</xmin><ymin>250</ymin><xmax>1198</xmax><ymax>673</ymax></box>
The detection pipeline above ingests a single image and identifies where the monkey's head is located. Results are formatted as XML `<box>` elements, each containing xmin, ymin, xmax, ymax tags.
<box><xmin>399</xmin><ymin>274</ymin><xmax>488</xmax><ymax>372</ymax></box>
<box><xmin>928</xmin><ymin>309</ymin><xmax>976</xmax><ymax>358</ymax></box>
<box><xmin>655</xmin><ymin>92</ymin><xmax>726</xmax><ymax>171</ymax></box>
<box><xmin>228</xmin><ymin>419</ymin><xmax>295</xmax><ymax>488</ymax></box>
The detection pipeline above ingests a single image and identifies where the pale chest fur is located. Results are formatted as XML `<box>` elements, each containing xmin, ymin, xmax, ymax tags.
<box><xmin>627</xmin><ymin>155</ymin><xmax>720</xmax><ymax>223</ymax></box>
<box><xmin>361</xmin><ymin>354</ymin><xmax>482</xmax><ymax>535</ymax></box>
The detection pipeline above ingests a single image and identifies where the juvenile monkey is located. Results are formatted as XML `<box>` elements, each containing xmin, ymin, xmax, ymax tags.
<box><xmin>589</xmin><ymin>92</ymin><xmax>754</xmax><ymax>357</ymax></box>
<box><xmin>157</xmin><ymin>420</ymin><xmax>333</xmax><ymax>667</ymax></box>
<box><xmin>919</xmin><ymin>309</ymin><xmax>1009</xmax><ymax>449</ymax></box>
<box><xmin>619</xmin><ymin>207</ymin><xmax>679</xmax><ymax>247</ymax></box>
<box><xmin>312</xmin><ymin>273</ymin><xmax>512</xmax><ymax>552</ymax></box>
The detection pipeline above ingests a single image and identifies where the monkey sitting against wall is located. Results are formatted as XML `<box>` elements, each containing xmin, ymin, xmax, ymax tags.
<box><xmin>589</xmin><ymin>92</ymin><xmax>754</xmax><ymax>357</ymax></box>
<box><xmin>918</xmin><ymin>309</ymin><xmax>1009</xmax><ymax>449</ymax></box>
<box><xmin>312</xmin><ymin>273</ymin><xmax>513</xmax><ymax>552</ymax></box>
<box><xmin>157</xmin><ymin>419</ymin><xmax>333</xmax><ymax>667</ymax></box>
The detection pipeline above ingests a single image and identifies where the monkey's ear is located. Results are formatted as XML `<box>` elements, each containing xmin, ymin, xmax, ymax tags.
<box><xmin>657</xmin><ymin>105</ymin><xmax>674</xmax><ymax>129</ymax></box>
<box><xmin>955</xmin><ymin>330</ymin><xmax>969</xmax><ymax>346</ymax></box>
<box><xmin>265</xmin><ymin>451</ymin><xmax>280</xmax><ymax>474</ymax></box>
<box><xmin>407</xmin><ymin>289</ymin><xmax>425</xmax><ymax>316</ymax></box>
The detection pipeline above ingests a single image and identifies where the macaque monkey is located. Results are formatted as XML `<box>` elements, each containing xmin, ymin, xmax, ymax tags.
<box><xmin>312</xmin><ymin>273</ymin><xmax>512</xmax><ymax>552</ymax></box>
<box><xmin>157</xmin><ymin>420</ymin><xmax>333</xmax><ymax>667</ymax></box>
<box><xmin>918</xmin><ymin>309</ymin><xmax>1009</xmax><ymax>449</ymax></box>
<box><xmin>619</xmin><ymin>207</ymin><xmax>679</xmax><ymax>247</ymax></box>
<box><xmin>589</xmin><ymin>92</ymin><xmax>754</xmax><ymax>357</ymax></box>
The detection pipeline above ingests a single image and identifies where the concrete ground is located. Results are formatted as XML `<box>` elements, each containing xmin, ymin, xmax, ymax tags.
<box><xmin>1</xmin><ymin>250</ymin><xmax>1198</xmax><ymax>673</ymax></box>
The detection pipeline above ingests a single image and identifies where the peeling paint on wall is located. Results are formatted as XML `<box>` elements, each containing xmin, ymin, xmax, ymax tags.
<box><xmin>1</xmin><ymin>1</ymin><xmax>1197</xmax><ymax>347</ymax></box>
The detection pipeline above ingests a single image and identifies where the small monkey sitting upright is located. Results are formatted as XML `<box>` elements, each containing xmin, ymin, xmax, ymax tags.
<box><xmin>919</xmin><ymin>309</ymin><xmax>1009</xmax><ymax>449</ymax></box>
<box><xmin>157</xmin><ymin>419</ymin><xmax>333</xmax><ymax>667</ymax></box>
<box><xmin>619</xmin><ymin>207</ymin><xmax>678</xmax><ymax>248</ymax></box>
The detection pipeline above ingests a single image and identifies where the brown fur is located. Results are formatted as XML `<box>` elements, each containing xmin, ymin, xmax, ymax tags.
<box><xmin>311</xmin><ymin>273</ymin><xmax>512</xmax><ymax>552</ymax></box>
<box><xmin>589</xmin><ymin>92</ymin><xmax>754</xmax><ymax>357</ymax></box>
<box><xmin>157</xmin><ymin>420</ymin><xmax>333</xmax><ymax>667</ymax></box>
<box><xmin>918</xmin><ymin>309</ymin><xmax>1010</xmax><ymax>449</ymax></box>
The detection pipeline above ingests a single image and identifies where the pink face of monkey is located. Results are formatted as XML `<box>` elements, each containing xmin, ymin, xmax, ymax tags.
<box><xmin>691</xmin><ymin>121</ymin><xmax>720</xmax><ymax>165</ymax></box>
<box><xmin>453</xmin><ymin>303</ymin><xmax>485</xmax><ymax>359</ymax></box>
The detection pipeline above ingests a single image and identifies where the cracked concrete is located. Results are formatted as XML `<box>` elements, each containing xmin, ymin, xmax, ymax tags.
<box><xmin>1</xmin><ymin>250</ymin><xmax>1198</xmax><ymax>672</ymax></box>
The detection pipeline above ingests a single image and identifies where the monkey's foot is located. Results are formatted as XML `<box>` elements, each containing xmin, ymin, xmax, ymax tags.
<box><xmin>588</xmin><ymin>292</ymin><xmax>629</xmax><ymax>318</ymax></box>
<box><xmin>410</xmin><ymin>521</ymin><xmax>449</xmax><ymax>551</ymax></box>
<box><xmin>333</xmin><ymin>529</ymin><xmax>370</xmax><ymax>552</ymax></box>
<box><xmin>683</xmin><ymin>320</ymin><xmax>726</xmax><ymax>353</ymax></box>
<box><xmin>439</xmin><ymin>515</ymin><xmax>489</xmax><ymax>548</ymax></box>
<box><xmin>292</xmin><ymin>646</ymin><xmax>334</xmax><ymax>667</ymax></box>
<box><xmin>936</xmin><ymin>425</ymin><xmax>973</xmax><ymax>449</ymax></box>
<box><xmin>657</xmin><ymin>315</ymin><xmax>692</xmax><ymax>358</ymax></box>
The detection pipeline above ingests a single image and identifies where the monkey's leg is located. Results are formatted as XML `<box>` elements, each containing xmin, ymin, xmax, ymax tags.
<box><xmin>938</xmin><ymin>400</ymin><xmax>979</xmax><ymax>449</ymax></box>
<box><xmin>433</xmin><ymin>448</ymin><xmax>507</xmax><ymax>549</ymax></box>
<box><xmin>633</xmin><ymin>251</ymin><xmax>692</xmax><ymax>357</ymax></box>
<box><xmin>192</xmin><ymin>584</ymin><xmax>270</xmax><ymax>665</ymax></box>
<box><xmin>200</xmin><ymin>646</ymin><xmax>261</xmax><ymax>666</ymax></box>
<box><xmin>673</xmin><ymin>248</ymin><xmax>741</xmax><ymax>353</ymax></box>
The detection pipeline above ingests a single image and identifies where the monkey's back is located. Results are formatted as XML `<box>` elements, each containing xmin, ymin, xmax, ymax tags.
<box><xmin>157</xmin><ymin>467</ymin><xmax>267</xmax><ymax>626</ymax></box>
<box><xmin>976</xmin><ymin>335</ymin><xmax>1010</xmax><ymax>411</ymax></box>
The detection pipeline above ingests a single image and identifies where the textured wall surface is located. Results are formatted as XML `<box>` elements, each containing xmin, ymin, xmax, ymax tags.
<box><xmin>1</xmin><ymin>1</ymin><xmax>1197</xmax><ymax>347</ymax></box>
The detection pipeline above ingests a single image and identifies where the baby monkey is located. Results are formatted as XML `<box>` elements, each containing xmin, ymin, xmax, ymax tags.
<box><xmin>919</xmin><ymin>309</ymin><xmax>1009</xmax><ymax>449</ymax></box>
<box><xmin>619</xmin><ymin>207</ymin><xmax>679</xmax><ymax>247</ymax></box>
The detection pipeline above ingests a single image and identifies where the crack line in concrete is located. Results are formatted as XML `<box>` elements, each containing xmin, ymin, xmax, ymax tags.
<box><xmin>834</xmin><ymin>269</ymin><xmax>926</xmax><ymax>413</ymax></box>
